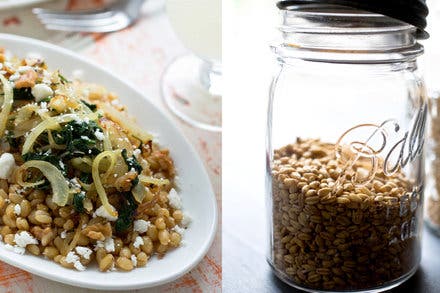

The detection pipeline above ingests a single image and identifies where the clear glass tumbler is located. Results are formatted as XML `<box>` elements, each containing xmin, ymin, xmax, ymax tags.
<box><xmin>266</xmin><ymin>4</ymin><xmax>427</xmax><ymax>292</ymax></box>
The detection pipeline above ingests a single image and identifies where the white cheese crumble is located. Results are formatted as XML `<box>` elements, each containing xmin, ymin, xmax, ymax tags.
<box><xmin>4</xmin><ymin>244</ymin><xmax>25</xmax><ymax>255</ymax></box>
<box><xmin>94</xmin><ymin>130</ymin><xmax>105</xmax><ymax>141</ymax></box>
<box><xmin>94</xmin><ymin>240</ymin><xmax>104</xmax><ymax>251</ymax></box>
<box><xmin>181</xmin><ymin>212</ymin><xmax>192</xmax><ymax>227</ymax></box>
<box><xmin>17</xmin><ymin>66</ymin><xmax>33</xmax><ymax>73</ymax></box>
<box><xmin>133</xmin><ymin>236</ymin><xmax>144</xmax><ymax>249</ymax></box>
<box><xmin>32</xmin><ymin>83</ymin><xmax>53</xmax><ymax>102</ymax></box>
<box><xmin>65</xmin><ymin>251</ymin><xmax>86</xmax><ymax>271</ymax></box>
<box><xmin>9</xmin><ymin>72</ymin><xmax>20</xmax><ymax>82</ymax></box>
<box><xmin>167</xmin><ymin>188</ymin><xmax>182</xmax><ymax>209</ymax></box>
<box><xmin>94</xmin><ymin>205</ymin><xmax>117</xmax><ymax>221</ymax></box>
<box><xmin>13</xmin><ymin>204</ymin><xmax>21</xmax><ymax>216</ymax></box>
<box><xmin>131</xmin><ymin>255</ymin><xmax>137</xmax><ymax>267</ymax></box>
<box><xmin>172</xmin><ymin>225</ymin><xmax>186</xmax><ymax>236</ymax></box>
<box><xmin>60</xmin><ymin>230</ymin><xmax>67</xmax><ymax>239</ymax></box>
<box><xmin>14</xmin><ymin>231</ymin><xmax>38</xmax><ymax>248</ymax></box>
<box><xmin>104</xmin><ymin>237</ymin><xmax>115</xmax><ymax>252</ymax></box>
<box><xmin>0</xmin><ymin>153</ymin><xmax>17</xmax><ymax>180</ymax></box>
<box><xmin>133</xmin><ymin>219</ymin><xmax>151</xmax><ymax>234</ymax></box>
<box><xmin>133</xmin><ymin>149</ymin><xmax>141</xmax><ymax>157</ymax></box>
<box><xmin>75</xmin><ymin>246</ymin><xmax>92</xmax><ymax>260</ymax></box>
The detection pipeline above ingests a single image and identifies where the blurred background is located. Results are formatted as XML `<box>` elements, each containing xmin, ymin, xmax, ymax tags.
<box><xmin>224</xmin><ymin>0</ymin><xmax>440</xmax><ymax>292</ymax></box>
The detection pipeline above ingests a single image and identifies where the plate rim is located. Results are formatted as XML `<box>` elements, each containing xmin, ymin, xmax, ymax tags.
<box><xmin>0</xmin><ymin>33</ymin><xmax>218</xmax><ymax>290</ymax></box>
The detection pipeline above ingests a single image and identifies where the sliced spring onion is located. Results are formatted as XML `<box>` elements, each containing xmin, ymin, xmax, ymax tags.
<box><xmin>102</xmin><ymin>129</ymin><xmax>112</xmax><ymax>151</ymax></box>
<box><xmin>138</xmin><ymin>175</ymin><xmax>170</xmax><ymax>187</ymax></box>
<box><xmin>92</xmin><ymin>150</ymin><xmax>119</xmax><ymax>217</ymax></box>
<box><xmin>18</xmin><ymin>160</ymin><xmax>70</xmax><ymax>206</ymax></box>
<box><xmin>132</xmin><ymin>183</ymin><xmax>147</xmax><ymax>203</ymax></box>
<box><xmin>22</xmin><ymin>112</ymin><xmax>99</xmax><ymax>155</ymax></box>
<box><xmin>70</xmin><ymin>157</ymin><xmax>93</xmax><ymax>173</ymax></box>
<box><xmin>100</xmin><ymin>103</ymin><xmax>153</xmax><ymax>143</ymax></box>
<box><xmin>0</xmin><ymin>74</ymin><xmax>13</xmax><ymax>138</ymax></box>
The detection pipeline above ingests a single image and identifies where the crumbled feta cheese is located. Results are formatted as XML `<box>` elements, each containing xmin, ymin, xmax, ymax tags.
<box><xmin>26</xmin><ymin>52</ymin><xmax>43</xmax><ymax>60</ymax></box>
<box><xmin>181</xmin><ymin>212</ymin><xmax>192</xmax><ymax>227</ymax></box>
<box><xmin>60</xmin><ymin>230</ymin><xmax>67</xmax><ymax>239</ymax></box>
<box><xmin>0</xmin><ymin>153</ymin><xmax>17</xmax><ymax>180</ymax></box>
<box><xmin>69</xmin><ymin>178</ymin><xmax>81</xmax><ymax>189</ymax></box>
<box><xmin>36</xmin><ymin>108</ymin><xmax>48</xmax><ymax>115</ymax></box>
<box><xmin>167</xmin><ymin>189</ymin><xmax>182</xmax><ymax>209</ymax></box>
<box><xmin>14</xmin><ymin>231</ymin><xmax>38</xmax><ymax>248</ymax></box>
<box><xmin>75</xmin><ymin>246</ymin><xmax>92</xmax><ymax>260</ymax></box>
<box><xmin>94</xmin><ymin>240</ymin><xmax>104</xmax><ymax>251</ymax></box>
<box><xmin>81</xmin><ymin>135</ymin><xmax>90</xmax><ymax>140</ymax></box>
<box><xmin>133</xmin><ymin>220</ymin><xmax>151</xmax><ymax>234</ymax></box>
<box><xmin>172</xmin><ymin>225</ymin><xmax>186</xmax><ymax>236</ymax></box>
<box><xmin>17</xmin><ymin>66</ymin><xmax>33</xmax><ymax>73</ymax></box>
<box><xmin>133</xmin><ymin>149</ymin><xmax>141</xmax><ymax>156</ymax></box>
<box><xmin>104</xmin><ymin>237</ymin><xmax>115</xmax><ymax>252</ymax></box>
<box><xmin>94</xmin><ymin>130</ymin><xmax>105</xmax><ymax>141</ymax></box>
<box><xmin>4</xmin><ymin>244</ymin><xmax>25</xmax><ymax>255</ymax></box>
<box><xmin>31</xmin><ymin>84</ymin><xmax>53</xmax><ymax>102</ymax></box>
<box><xmin>74</xmin><ymin>261</ymin><xmax>86</xmax><ymax>271</ymax></box>
<box><xmin>14</xmin><ymin>204</ymin><xmax>21</xmax><ymax>216</ymax></box>
<box><xmin>9</xmin><ymin>72</ymin><xmax>20</xmax><ymax>82</ymax></box>
<box><xmin>65</xmin><ymin>251</ymin><xmax>86</xmax><ymax>271</ymax></box>
<box><xmin>133</xmin><ymin>236</ymin><xmax>144</xmax><ymax>249</ymax></box>
<box><xmin>40</xmin><ymin>102</ymin><xmax>47</xmax><ymax>109</ymax></box>
<box><xmin>65</xmin><ymin>251</ymin><xmax>78</xmax><ymax>263</ymax></box>
<box><xmin>59</xmin><ymin>161</ymin><xmax>65</xmax><ymax>170</ymax></box>
<box><xmin>131</xmin><ymin>255</ymin><xmax>137</xmax><ymax>267</ymax></box>
<box><xmin>94</xmin><ymin>205</ymin><xmax>117</xmax><ymax>221</ymax></box>
<box><xmin>42</xmin><ymin>70</ymin><xmax>51</xmax><ymax>84</ymax></box>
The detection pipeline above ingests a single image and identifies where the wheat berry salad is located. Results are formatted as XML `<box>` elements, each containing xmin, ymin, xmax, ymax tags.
<box><xmin>0</xmin><ymin>49</ymin><xmax>190</xmax><ymax>272</ymax></box>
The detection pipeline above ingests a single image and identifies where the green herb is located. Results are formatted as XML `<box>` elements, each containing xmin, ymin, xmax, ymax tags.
<box><xmin>53</xmin><ymin>121</ymin><xmax>102</xmax><ymax>158</ymax></box>
<box><xmin>79</xmin><ymin>172</ymin><xmax>93</xmax><ymax>184</ymax></box>
<box><xmin>81</xmin><ymin>100</ymin><xmax>97</xmax><ymax>112</ymax></box>
<box><xmin>73</xmin><ymin>192</ymin><xmax>86</xmax><ymax>213</ymax></box>
<box><xmin>58</xmin><ymin>73</ymin><xmax>70</xmax><ymax>84</ymax></box>
<box><xmin>13</xmin><ymin>87</ymin><xmax>34</xmax><ymax>100</ymax></box>
<box><xmin>39</xmin><ymin>97</ymin><xmax>52</xmax><ymax>103</ymax></box>
<box><xmin>6</xmin><ymin>131</ymin><xmax>19</xmax><ymax>149</ymax></box>
<box><xmin>115</xmin><ymin>192</ymin><xmax>137</xmax><ymax>233</ymax></box>
<box><xmin>23</xmin><ymin>151</ymin><xmax>65</xmax><ymax>173</ymax></box>
<box><xmin>121</xmin><ymin>149</ymin><xmax>143</xmax><ymax>173</ymax></box>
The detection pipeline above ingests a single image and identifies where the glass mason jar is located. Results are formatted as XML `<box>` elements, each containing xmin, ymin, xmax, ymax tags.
<box><xmin>266</xmin><ymin>4</ymin><xmax>427</xmax><ymax>293</ymax></box>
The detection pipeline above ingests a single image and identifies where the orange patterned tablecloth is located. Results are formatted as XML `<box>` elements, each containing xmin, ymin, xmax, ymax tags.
<box><xmin>0</xmin><ymin>1</ymin><xmax>221</xmax><ymax>292</ymax></box>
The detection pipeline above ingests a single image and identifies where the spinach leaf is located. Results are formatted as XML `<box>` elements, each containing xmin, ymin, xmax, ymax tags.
<box><xmin>121</xmin><ymin>149</ymin><xmax>143</xmax><ymax>173</ymax></box>
<box><xmin>79</xmin><ymin>172</ymin><xmax>93</xmax><ymax>184</ymax></box>
<box><xmin>73</xmin><ymin>192</ymin><xmax>86</xmax><ymax>213</ymax></box>
<box><xmin>23</xmin><ymin>151</ymin><xmax>65</xmax><ymax>172</ymax></box>
<box><xmin>53</xmin><ymin>120</ymin><xmax>102</xmax><ymax>158</ymax></box>
<box><xmin>13</xmin><ymin>87</ymin><xmax>34</xmax><ymax>100</ymax></box>
<box><xmin>115</xmin><ymin>192</ymin><xmax>138</xmax><ymax>234</ymax></box>
<box><xmin>6</xmin><ymin>131</ymin><xmax>19</xmax><ymax>149</ymax></box>
<box><xmin>58</xmin><ymin>73</ymin><xmax>70</xmax><ymax>84</ymax></box>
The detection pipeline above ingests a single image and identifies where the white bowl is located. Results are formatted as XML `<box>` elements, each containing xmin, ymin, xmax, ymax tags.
<box><xmin>0</xmin><ymin>33</ymin><xmax>218</xmax><ymax>290</ymax></box>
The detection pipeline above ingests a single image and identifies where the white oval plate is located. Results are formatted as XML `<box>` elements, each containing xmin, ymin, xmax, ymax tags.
<box><xmin>0</xmin><ymin>33</ymin><xmax>217</xmax><ymax>290</ymax></box>
<box><xmin>0</xmin><ymin>0</ymin><xmax>54</xmax><ymax>10</ymax></box>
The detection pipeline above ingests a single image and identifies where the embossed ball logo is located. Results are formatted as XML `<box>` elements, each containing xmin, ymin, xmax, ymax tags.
<box><xmin>334</xmin><ymin>101</ymin><xmax>427</xmax><ymax>186</ymax></box>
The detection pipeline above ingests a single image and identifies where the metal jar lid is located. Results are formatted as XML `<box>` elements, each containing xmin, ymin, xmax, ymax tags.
<box><xmin>277</xmin><ymin>0</ymin><xmax>429</xmax><ymax>39</ymax></box>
